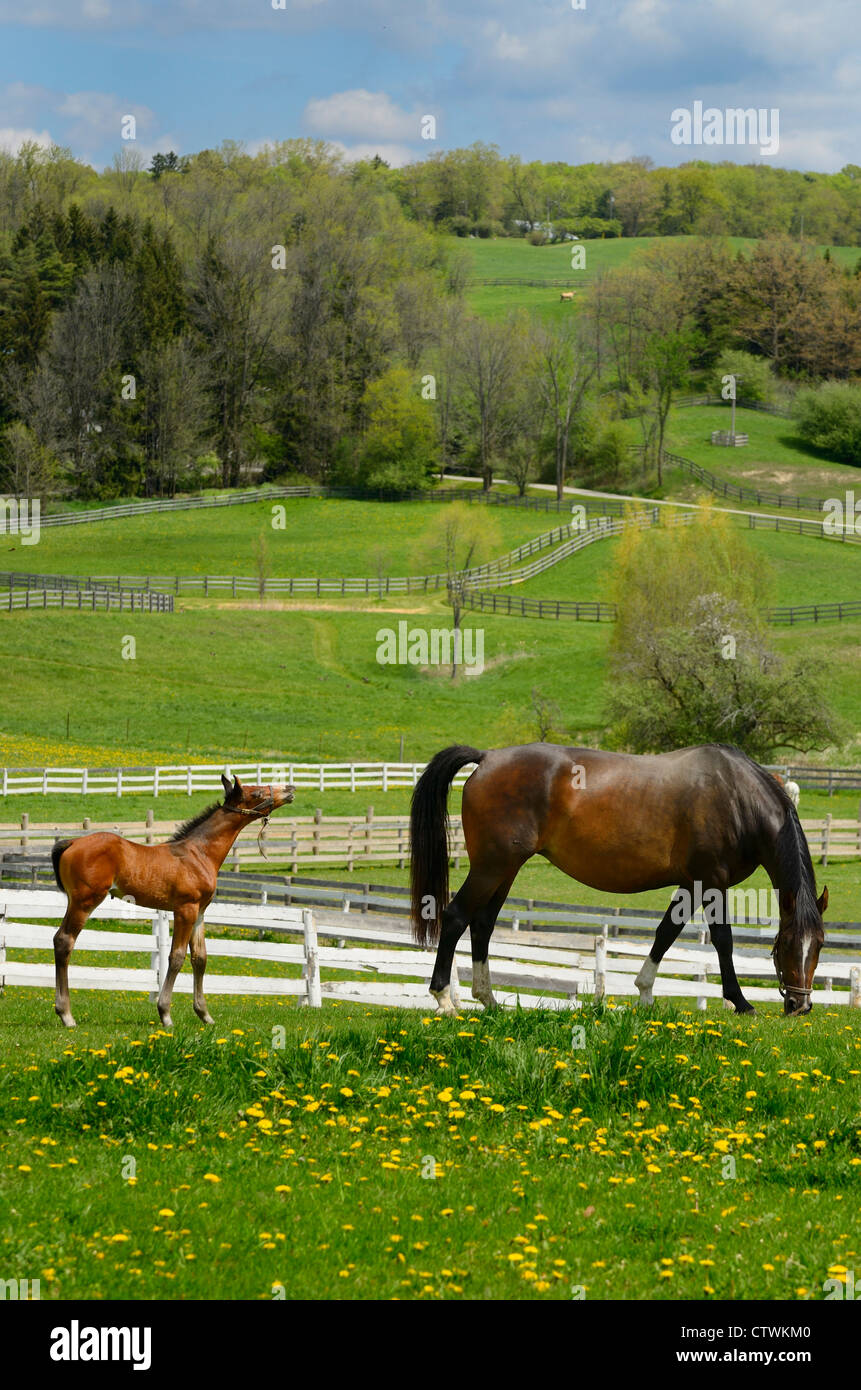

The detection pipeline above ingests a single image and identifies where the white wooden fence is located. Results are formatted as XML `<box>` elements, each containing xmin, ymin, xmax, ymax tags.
<box><xmin>0</xmin><ymin>762</ymin><xmax>469</xmax><ymax>797</ymax></box>
<box><xmin>2</xmin><ymin>890</ymin><xmax>859</xmax><ymax>1013</ymax></box>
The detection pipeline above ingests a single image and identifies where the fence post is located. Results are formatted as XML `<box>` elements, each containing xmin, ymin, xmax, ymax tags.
<box><xmin>303</xmin><ymin>910</ymin><xmax>321</xmax><ymax>1008</ymax></box>
<box><xmin>0</xmin><ymin>907</ymin><xmax>6</xmax><ymax>992</ymax></box>
<box><xmin>594</xmin><ymin>935</ymin><xmax>606</xmax><ymax>1001</ymax></box>
<box><xmin>145</xmin><ymin>809</ymin><xmax>154</xmax><ymax>845</ymax></box>
<box><xmin>822</xmin><ymin>813</ymin><xmax>832</xmax><ymax>867</ymax></box>
<box><xmin>150</xmin><ymin>911</ymin><xmax>169</xmax><ymax>1001</ymax></box>
<box><xmin>850</xmin><ymin>967</ymin><xmax>861</xmax><ymax>1009</ymax></box>
<box><xmin>20</xmin><ymin>812</ymin><xmax>28</xmax><ymax>851</ymax></box>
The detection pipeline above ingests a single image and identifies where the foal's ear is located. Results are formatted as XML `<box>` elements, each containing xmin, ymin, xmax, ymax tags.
<box><xmin>221</xmin><ymin>772</ymin><xmax>232</xmax><ymax>797</ymax></box>
<box><xmin>817</xmin><ymin>886</ymin><xmax>829</xmax><ymax>916</ymax></box>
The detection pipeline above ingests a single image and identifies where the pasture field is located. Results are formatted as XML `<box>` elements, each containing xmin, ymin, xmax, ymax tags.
<box><xmin>513</xmin><ymin>526</ymin><xmax>861</xmax><ymax>605</ymax></box>
<box><xmin>665</xmin><ymin>406</ymin><xmax>861</xmax><ymax>505</ymax></box>
<box><xmin>0</xmin><ymin>606</ymin><xmax>858</xmax><ymax>771</ymax></box>
<box><xmin>1</xmin><ymin>497</ymin><xmax>548</xmax><ymax>581</ymax></box>
<box><xmin>458</xmin><ymin>234</ymin><xmax>860</xmax><ymax>323</ymax></box>
<box><xmin>1</xmin><ymin>992</ymin><xmax>859</xmax><ymax>1301</ymax></box>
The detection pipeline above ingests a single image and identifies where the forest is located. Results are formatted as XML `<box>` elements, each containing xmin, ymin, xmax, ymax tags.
<box><xmin>1</xmin><ymin>138</ymin><xmax>860</xmax><ymax>501</ymax></box>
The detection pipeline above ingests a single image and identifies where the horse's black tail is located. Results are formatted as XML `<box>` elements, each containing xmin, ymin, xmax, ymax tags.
<box><xmin>51</xmin><ymin>838</ymin><xmax>74</xmax><ymax>893</ymax></box>
<box><xmin>410</xmin><ymin>745</ymin><xmax>483</xmax><ymax>946</ymax></box>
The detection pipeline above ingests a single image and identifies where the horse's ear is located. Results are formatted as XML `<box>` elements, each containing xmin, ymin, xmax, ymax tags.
<box><xmin>221</xmin><ymin>773</ymin><xmax>232</xmax><ymax>797</ymax></box>
<box><xmin>818</xmin><ymin>886</ymin><xmax>828</xmax><ymax>916</ymax></box>
<box><xmin>233</xmin><ymin>776</ymin><xmax>243</xmax><ymax>793</ymax></box>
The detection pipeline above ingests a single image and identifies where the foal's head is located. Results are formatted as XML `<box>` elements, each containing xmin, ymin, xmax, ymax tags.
<box><xmin>773</xmin><ymin>885</ymin><xmax>827</xmax><ymax>1016</ymax></box>
<box><xmin>221</xmin><ymin>773</ymin><xmax>295</xmax><ymax>818</ymax></box>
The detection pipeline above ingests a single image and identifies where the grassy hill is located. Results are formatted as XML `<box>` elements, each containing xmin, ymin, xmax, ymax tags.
<box><xmin>457</xmin><ymin>234</ymin><xmax>861</xmax><ymax>322</ymax></box>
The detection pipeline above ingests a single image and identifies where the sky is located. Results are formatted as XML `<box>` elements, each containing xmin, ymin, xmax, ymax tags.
<box><xmin>0</xmin><ymin>0</ymin><xmax>859</xmax><ymax>173</ymax></box>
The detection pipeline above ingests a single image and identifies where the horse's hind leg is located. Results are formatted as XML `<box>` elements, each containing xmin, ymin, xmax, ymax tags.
<box><xmin>635</xmin><ymin>886</ymin><xmax>693</xmax><ymax>1006</ymax></box>
<box><xmin>53</xmin><ymin>894</ymin><xmax>104</xmax><ymax>1028</ymax></box>
<box><xmin>469</xmin><ymin>870</ymin><xmax>520</xmax><ymax>1009</ymax></box>
<box><xmin>429</xmin><ymin>868</ymin><xmax>502</xmax><ymax>1017</ymax></box>
<box><xmin>157</xmin><ymin>904</ymin><xmax>198</xmax><ymax>1028</ymax></box>
<box><xmin>189</xmin><ymin>911</ymin><xmax>214</xmax><ymax>1025</ymax></box>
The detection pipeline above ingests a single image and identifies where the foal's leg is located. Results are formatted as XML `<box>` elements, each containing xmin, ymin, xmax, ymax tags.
<box><xmin>635</xmin><ymin>886</ymin><xmax>693</xmax><ymax>1006</ymax></box>
<box><xmin>469</xmin><ymin>871</ymin><xmax>520</xmax><ymax>1009</ymax></box>
<box><xmin>429</xmin><ymin>868</ymin><xmax>500</xmax><ymax>1017</ymax></box>
<box><xmin>53</xmin><ymin>893</ymin><xmax>105</xmax><ymax>1028</ymax></box>
<box><xmin>188</xmin><ymin>910</ymin><xmax>214</xmax><ymax>1025</ymax></box>
<box><xmin>706</xmin><ymin>891</ymin><xmax>755</xmax><ymax>1015</ymax></box>
<box><xmin>157</xmin><ymin>904</ymin><xmax>199</xmax><ymax>1028</ymax></box>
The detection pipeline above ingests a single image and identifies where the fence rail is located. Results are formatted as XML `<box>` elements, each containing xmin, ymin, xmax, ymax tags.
<box><xmin>0</xmin><ymin>586</ymin><xmax>173</xmax><ymax>613</ymax></box>
<box><xmin>4</xmin><ymin>806</ymin><xmax>861</xmax><ymax>867</ymax></box>
<box><xmin>2</xmin><ymin>889</ymin><xmax>859</xmax><ymax>1012</ymax></box>
<box><xmin>2</xmin><ymin>758</ymin><xmax>861</xmax><ymax>799</ymax></box>
<box><xmin>0</xmin><ymin>509</ymin><xmax>636</xmax><ymax>599</ymax></box>
<box><xmin>36</xmin><ymin>483</ymin><xmax>630</xmax><ymax>530</ymax></box>
<box><xmin>659</xmin><ymin>446</ymin><xmax>833</xmax><ymax>514</ymax></box>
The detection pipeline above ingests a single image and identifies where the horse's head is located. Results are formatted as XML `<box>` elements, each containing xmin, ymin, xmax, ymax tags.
<box><xmin>221</xmin><ymin>773</ymin><xmax>295</xmax><ymax>818</ymax></box>
<box><xmin>772</xmin><ymin>886</ymin><xmax>827</xmax><ymax>1015</ymax></box>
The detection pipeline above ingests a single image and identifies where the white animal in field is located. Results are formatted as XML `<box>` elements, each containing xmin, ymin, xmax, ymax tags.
<box><xmin>785</xmin><ymin>779</ymin><xmax>800</xmax><ymax>809</ymax></box>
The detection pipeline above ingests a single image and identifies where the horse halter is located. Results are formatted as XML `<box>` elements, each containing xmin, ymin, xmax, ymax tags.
<box><xmin>222</xmin><ymin>785</ymin><xmax>277</xmax><ymax>819</ymax></box>
<box><xmin>775</xmin><ymin>970</ymin><xmax>812</xmax><ymax>1008</ymax></box>
<box><xmin>772</xmin><ymin>940</ymin><xmax>813</xmax><ymax>1009</ymax></box>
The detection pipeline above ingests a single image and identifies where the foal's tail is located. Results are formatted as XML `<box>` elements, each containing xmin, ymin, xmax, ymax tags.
<box><xmin>410</xmin><ymin>745</ymin><xmax>483</xmax><ymax>946</ymax></box>
<box><xmin>51</xmin><ymin>838</ymin><xmax>74</xmax><ymax>893</ymax></box>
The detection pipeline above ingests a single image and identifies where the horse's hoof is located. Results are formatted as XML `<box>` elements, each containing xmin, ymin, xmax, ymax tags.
<box><xmin>57</xmin><ymin>1013</ymin><xmax>76</xmax><ymax>1029</ymax></box>
<box><xmin>159</xmin><ymin>1015</ymin><xmax>173</xmax><ymax>1029</ymax></box>
<box><xmin>735</xmin><ymin>1003</ymin><xmax>756</xmax><ymax>1015</ymax></box>
<box><xmin>197</xmin><ymin>1013</ymin><xmax>215</xmax><ymax>1026</ymax></box>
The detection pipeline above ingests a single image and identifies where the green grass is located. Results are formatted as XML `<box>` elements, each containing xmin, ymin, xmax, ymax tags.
<box><xmin>665</xmin><ymin>406</ymin><xmax>861</xmax><ymax>505</ymax></box>
<box><xmin>4</xmin><ymin>497</ymin><xmax>553</xmax><ymax>581</ymax></box>
<box><xmin>1</xmin><ymin>993</ymin><xmax>859</xmax><ymax>1300</ymax></box>
<box><xmin>457</xmin><ymin>234</ymin><xmax>861</xmax><ymax>325</ymax></box>
<box><xmin>511</xmin><ymin>527</ymin><xmax>861</xmax><ymax>607</ymax></box>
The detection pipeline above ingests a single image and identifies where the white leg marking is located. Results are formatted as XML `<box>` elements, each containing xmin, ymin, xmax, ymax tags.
<box><xmin>635</xmin><ymin>956</ymin><xmax>657</xmax><ymax>1005</ymax></box>
<box><xmin>430</xmin><ymin>985</ymin><xmax>458</xmax><ymax>1017</ymax></box>
<box><xmin>471</xmin><ymin>960</ymin><xmax>498</xmax><ymax>1009</ymax></box>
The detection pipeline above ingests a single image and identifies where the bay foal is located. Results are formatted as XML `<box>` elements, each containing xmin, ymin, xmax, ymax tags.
<box><xmin>51</xmin><ymin>775</ymin><xmax>294</xmax><ymax>1027</ymax></box>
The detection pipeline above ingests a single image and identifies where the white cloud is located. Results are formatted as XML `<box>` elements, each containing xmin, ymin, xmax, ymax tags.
<box><xmin>304</xmin><ymin>89</ymin><xmax>421</xmax><ymax>141</ymax></box>
<box><xmin>329</xmin><ymin>139</ymin><xmax>418</xmax><ymax>167</ymax></box>
<box><xmin>0</xmin><ymin>126</ymin><xmax>53</xmax><ymax>152</ymax></box>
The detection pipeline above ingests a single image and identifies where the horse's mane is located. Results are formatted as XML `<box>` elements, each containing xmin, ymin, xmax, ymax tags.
<box><xmin>170</xmin><ymin>802</ymin><xmax>223</xmax><ymax>842</ymax></box>
<box><xmin>715</xmin><ymin>745</ymin><xmax>821</xmax><ymax>943</ymax></box>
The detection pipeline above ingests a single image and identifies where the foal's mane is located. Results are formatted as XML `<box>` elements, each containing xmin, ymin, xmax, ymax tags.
<box><xmin>719</xmin><ymin>745</ymin><xmax>822</xmax><ymax>943</ymax></box>
<box><xmin>170</xmin><ymin>801</ymin><xmax>224</xmax><ymax>842</ymax></box>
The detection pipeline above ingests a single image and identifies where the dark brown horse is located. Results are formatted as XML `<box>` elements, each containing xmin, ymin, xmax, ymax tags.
<box><xmin>51</xmin><ymin>775</ymin><xmax>294</xmax><ymax>1028</ymax></box>
<box><xmin>410</xmin><ymin>743</ymin><xmax>827</xmax><ymax>1017</ymax></box>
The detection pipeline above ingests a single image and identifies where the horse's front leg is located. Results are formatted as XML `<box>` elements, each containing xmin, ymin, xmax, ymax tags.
<box><xmin>635</xmin><ymin>887</ymin><xmax>693</xmax><ymax>1006</ymax></box>
<box><xmin>157</xmin><ymin>904</ymin><xmax>198</xmax><ymax>1028</ymax></box>
<box><xmin>189</xmin><ymin>908</ymin><xmax>214</xmax><ymax>1025</ymax></box>
<box><xmin>706</xmin><ymin>892</ymin><xmax>755</xmax><ymax>1015</ymax></box>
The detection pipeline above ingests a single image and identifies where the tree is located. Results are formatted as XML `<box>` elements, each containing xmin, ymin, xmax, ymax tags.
<box><xmin>190</xmin><ymin>233</ymin><xmax>288</xmax><ymax>486</ymax></box>
<box><xmin>455</xmin><ymin>315</ymin><xmax>524</xmax><ymax>489</ymax></box>
<box><xmin>354</xmin><ymin>365</ymin><xmax>438</xmax><ymax>491</ymax></box>
<box><xmin>606</xmin><ymin>509</ymin><xmax>843</xmax><ymax>757</ymax></box>
<box><xmin>420</xmin><ymin>503</ymin><xmax>501</xmax><ymax>677</ymax></box>
<box><xmin>533</xmin><ymin>321</ymin><xmax>595</xmax><ymax>499</ymax></box>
